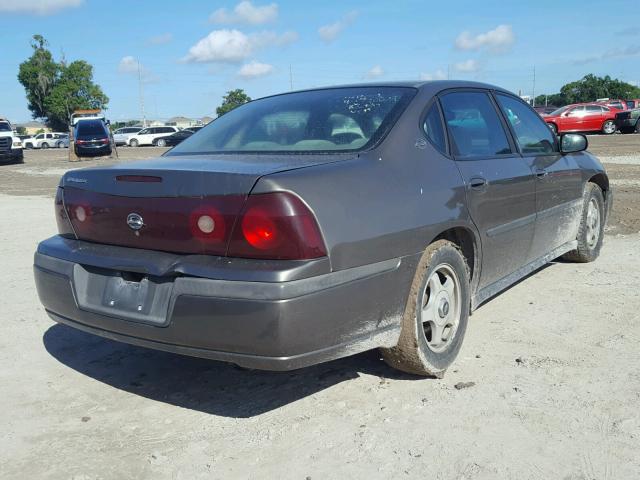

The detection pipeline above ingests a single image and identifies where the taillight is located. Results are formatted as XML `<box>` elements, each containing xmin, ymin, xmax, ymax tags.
<box><xmin>54</xmin><ymin>188</ymin><xmax>75</xmax><ymax>237</ymax></box>
<box><xmin>227</xmin><ymin>192</ymin><xmax>326</xmax><ymax>260</ymax></box>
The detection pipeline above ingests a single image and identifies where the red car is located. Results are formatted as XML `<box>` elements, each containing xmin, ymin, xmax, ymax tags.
<box><xmin>595</xmin><ymin>99</ymin><xmax>628</xmax><ymax>111</ymax></box>
<box><xmin>625</xmin><ymin>99</ymin><xmax>640</xmax><ymax>109</ymax></box>
<box><xmin>544</xmin><ymin>103</ymin><xmax>618</xmax><ymax>135</ymax></box>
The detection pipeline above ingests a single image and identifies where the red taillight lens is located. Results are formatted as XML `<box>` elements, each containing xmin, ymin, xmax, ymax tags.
<box><xmin>75</xmin><ymin>139</ymin><xmax>86</xmax><ymax>145</ymax></box>
<box><xmin>228</xmin><ymin>192</ymin><xmax>326</xmax><ymax>260</ymax></box>
<box><xmin>54</xmin><ymin>188</ymin><xmax>75</xmax><ymax>237</ymax></box>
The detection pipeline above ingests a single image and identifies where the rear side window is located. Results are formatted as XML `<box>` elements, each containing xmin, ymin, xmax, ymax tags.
<box><xmin>495</xmin><ymin>94</ymin><xmax>557</xmax><ymax>155</ymax></box>
<box><xmin>423</xmin><ymin>103</ymin><xmax>446</xmax><ymax>154</ymax></box>
<box><xmin>440</xmin><ymin>91</ymin><xmax>512</xmax><ymax>158</ymax></box>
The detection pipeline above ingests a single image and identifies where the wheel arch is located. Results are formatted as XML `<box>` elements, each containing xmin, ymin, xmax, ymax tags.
<box><xmin>432</xmin><ymin>225</ymin><xmax>480</xmax><ymax>294</ymax></box>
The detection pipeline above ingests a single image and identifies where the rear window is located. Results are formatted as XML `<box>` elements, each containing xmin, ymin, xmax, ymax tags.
<box><xmin>76</xmin><ymin>121</ymin><xmax>106</xmax><ymax>136</ymax></box>
<box><xmin>168</xmin><ymin>87</ymin><xmax>416</xmax><ymax>155</ymax></box>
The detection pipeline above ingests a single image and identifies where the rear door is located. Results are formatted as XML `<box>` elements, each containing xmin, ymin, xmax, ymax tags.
<box><xmin>584</xmin><ymin>105</ymin><xmax>604</xmax><ymax>131</ymax></box>
<box><xmin>439</xmin><ymin>90</ymin><xmax>536</xmax><ymax>289</ymax></box>
<box><xmin>494</xmin><ymin>93</ymin><xmax>583</xmax><ymax>261</ymax></box>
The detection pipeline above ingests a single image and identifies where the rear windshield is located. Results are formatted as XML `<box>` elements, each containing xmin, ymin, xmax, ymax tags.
<box><xmin>76</xmin><ymin>121</ymin><xmax>106</xmax><ymax>136</ymax></box>
<box><xmin>167</xmin><ymin>87</ymin><xmax>416</xmax><ymax>155</ymax></box>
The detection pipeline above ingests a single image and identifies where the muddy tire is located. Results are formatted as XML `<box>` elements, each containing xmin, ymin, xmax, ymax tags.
<box><xmin>380</xmin><ymin>240</ymin><xmax>470</xmax><ymax>377</ymax></box>
<box><xmin>563</xmin><ymin>183</ymin><xmax>605</xmax><ymax>263</ymax></box>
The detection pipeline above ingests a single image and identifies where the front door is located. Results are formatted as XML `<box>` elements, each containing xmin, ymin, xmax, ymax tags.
<box><xmin>493</xmin><ymin>93</ymin><xmax>584</xmax><ymax>261</ymax></box>
<box><xmin>440</xmin><ymin>90</ymin><xmax>536</xmax><ymax>289</ymax></box>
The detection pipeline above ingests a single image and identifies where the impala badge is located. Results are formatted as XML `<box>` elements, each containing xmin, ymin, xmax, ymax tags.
<box><xmin>127</xmin><ymin>213</ymin><xmax>144</xmax><ymax>231</ymax></box>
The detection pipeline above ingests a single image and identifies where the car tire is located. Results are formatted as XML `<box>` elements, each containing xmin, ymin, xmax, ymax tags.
<box><xmin>25</xmin><ymin>143</ymin><xmax>33</xmax><ymax>149</ymax></box>
<box><xmin>380</xmin><ymin>240</ymin><xmax>470</xmax><ymax>377</ymax></box>
<box><xmin>547</xmin><ymin>123</ymin><xmax>557</xmax><ymax>135</ymax></box>
<box><xmin>157</xmin><ymin>138</ymin><xmax>167</xmax><ymax>147</ymax></box>
<box><xmin>602</xmin><ymin>120</ymin><xmax>616</xmax><ymax>135</ymax></box>
<box><xmin>129</xmin><ymin>139</ymin><xmax>139</xmax><ymax>147</ymax></box>
<box><xmin>41</xmin><ymin>142</ymin><xmax>49</xmax><ymax>149</ymax></box>
<box><xmin>563</xmin><ymin>183</ymin><xmax>605</xmax><ymax>263</ymax></box>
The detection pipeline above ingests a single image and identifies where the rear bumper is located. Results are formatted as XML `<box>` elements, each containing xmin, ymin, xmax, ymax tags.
<box><xmin>75</xmin><ymin>144</ymin><xmax>112</xmax><ymax>156</ymax></box>
<box><xmin>34</xmin><ymin>236</ymin><xmax>415</xmax><ymax>370</ymax></box>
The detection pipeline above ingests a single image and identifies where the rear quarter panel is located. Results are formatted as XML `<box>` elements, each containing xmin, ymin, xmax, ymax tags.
<box><xmin>252</xmin><ymin>87</ymin><xmax>478</xmax><ymax>272</ymax></box>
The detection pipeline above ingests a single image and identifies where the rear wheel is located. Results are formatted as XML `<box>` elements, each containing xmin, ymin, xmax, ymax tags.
<box><xmin>129</xmin><ymin>138</ymin><xmax>139</xmax><ymax>147</ymax></box>
<box><xmin>602</xmin><ymin>120</ymin><xmax>616</xmax><ymax>135</ymax></box>
<box><xmin>156</xmin><ymin>138</ymin><xmax>167</xmax><ymax>147</ymax></box>
<box><xmin>41</xmin><ymin>142</ymin><xmax>49</xmax><ymax>149</ymax></box>
<box><xmin>380</xmin><ymin>240</ymin><xmax>470</xmax><ymax>377</ymax></box>
<box><xmin>563</xmin><ymin>183</ymin><xmax>605</xmax><ymax>263</ymax></box>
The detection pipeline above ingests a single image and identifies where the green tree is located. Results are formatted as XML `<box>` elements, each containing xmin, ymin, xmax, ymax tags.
<box><xmin>17</xmin><ymin>35</ymin><xmax>59</xmax><ymax>119</ymax></box>
<box><xmin>17</xmin><ymin>34</ymin><xmax>108</xmax><ymax>130</ymax></box>
<box><xmin>216</xmin><ymin>89</ymin><xmax>251</xmax><ymax>117</ymax></box>
<box><xmin>44</xmin><ymin>60</ymin><xmax>109</xmax><ymax>130</ymax></box>
<box><xmin>560</xmin><ymin>74</ymin><xmax>640</xmax><ymax>104</ymax></box>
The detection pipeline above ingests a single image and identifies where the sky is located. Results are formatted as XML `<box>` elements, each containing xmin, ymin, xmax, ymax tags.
<box><xmin>0</xmin><ymin>0</ymin><xmax>639</xmax><ymax>123</ymax></box>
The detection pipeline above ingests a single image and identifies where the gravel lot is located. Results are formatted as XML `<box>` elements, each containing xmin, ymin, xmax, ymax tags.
<box><xmin>1</xmin><ymin>138</ymin><xmax>639</xmax><ymax>479</ymax></box>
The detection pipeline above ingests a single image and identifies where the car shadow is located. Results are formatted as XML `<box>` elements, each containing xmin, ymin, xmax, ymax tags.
<box><xmin>43</xmin><ymin>324</ymin><xmax>422</xmax><ymax>418</ymax></box>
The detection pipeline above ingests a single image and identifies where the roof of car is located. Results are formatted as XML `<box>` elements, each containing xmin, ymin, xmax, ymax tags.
<box><xmin>261</xmin><ymin>80</ymin><xmax>514</xmax><ymax>100</ymax></box>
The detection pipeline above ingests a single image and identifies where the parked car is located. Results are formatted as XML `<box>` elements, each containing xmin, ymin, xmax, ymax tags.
<box><xmin>34</xmin><ymin>81</ymin><xmax>610</xmax><ymax>377</ymax></box>
<box><xmin>73</xmin><ymin>119</ymin><xmax>112</xmax><ymax>157</ymax></box>
<box><xmin>55</xmin><ymin>134</ymin><xmax>69</xmax><ymax>148</ymax></box>
<box><xmin>615</xmin><ymin>108</ymin><xmax>640</xmax><ymax>134</ymax></box>
<box><xmin>154</xmin><ymin>127</ymin><xmax>202</xmax><ymax>147</ymax></box>
<box><xmin>534</xmin><ymin>105</ymin><xmax>558</xmax><ymax>116</ymax></box>
<box><xmin>624</xmin><ymin>99</ymin><xmax>640</xmax><ymax>109</ymax></box>
<box><xmin>113</xmin><ymin>127</ymin><xmax>142</xmax><ymax>146</ymax></box>
<box><xmin>23</xmin><ymin>132</ymin><xmax>67</xmax><ymax>149</ymax></box>
<box><xmin>0</xmin><ymin>118</ymin><xmax>23</xmax><ymax>164</ymax></box>
<box><xmin>595</xmin><ymin>99</ymin><xmax>628</xmax><ymax>111</ymax></box>
<box><xmin>544</xmin><ymin>104</ymin><xmax>618</xmax><ymax>134</ymax></box>
<box><xmin>128</xmin><ymin>126</ymin><xmax>179</xmax><ymax>147</ymax></box>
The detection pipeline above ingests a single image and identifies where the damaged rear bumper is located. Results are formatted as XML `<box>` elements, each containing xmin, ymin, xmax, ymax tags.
<box><xmin>34</xmin><ymin>236</ymin><xmax>415</xmax><ymax>370</ymax></box>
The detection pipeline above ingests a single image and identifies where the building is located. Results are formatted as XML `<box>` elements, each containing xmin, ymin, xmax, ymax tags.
<box><xmin>165</xmin><ymin>116</ymin><xmax>198</xmax><ymax>129</ymax></box>
<box><xmin>16</xmin><ymin>121</ymin><xmax>51</xmax><ymax>135</ymax></box>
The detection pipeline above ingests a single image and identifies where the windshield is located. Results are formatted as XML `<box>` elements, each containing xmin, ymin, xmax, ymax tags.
<box><xmin>168</xmin><ymin>87</ymin><xmax>416</xmax><ymax>155</ymax></box>
<box><xmin>548</xmin><ymin>106</ymin><xmax>569</xmax><ymax>116</ymax></box>
<box><xmin>0</xmin><ymin>122</ymin><xmax>11</xmax><ymax>132</ymax></box>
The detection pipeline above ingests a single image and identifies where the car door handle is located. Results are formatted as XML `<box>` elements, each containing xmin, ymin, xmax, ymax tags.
<box><xmin>535</xmin><ymin>168</ymin><xmax>548</xmax><ymax>178</ymax></box>
<box><xmin>469</xmin><ymin>177</ymin><xmax>487</xmax><ymax>190</ymax></box>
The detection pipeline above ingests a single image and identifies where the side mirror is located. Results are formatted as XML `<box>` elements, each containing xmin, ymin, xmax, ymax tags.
<box><xmin>560</xmin><ymin>133</ymin><xmax>588</xmax><ymax>154</ymax></box>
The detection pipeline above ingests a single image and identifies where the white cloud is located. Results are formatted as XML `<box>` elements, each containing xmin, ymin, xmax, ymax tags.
<box><xmin>183</xmin><ymin>29</ymin><xmax>254</xmax><ymax>63</ymax></box>
<box><xmin>420</xmin><ymin>70</ymin><xmax>447</xmax><ymax>81</ymax></box>
<box><xmin>455</xmin><ymin>24</ymin><xmax>514</xmax><ymax>53</ymax></box>
<box><xmin>318</xmin><ymin>11</ymin><xmax>358</xmax><ymax>43</ymax></box>
<box><xmin>183</xmin><ymin>29</ymin><xmax>298</xmax><ymax>63</ymax></box>
<box><xmin>238</xmin><ymin>61</ymin><xmax>274</xmax><ymax>78</ymax></box>
<box><xmin>118</xmin><ymin>56</ymin><xmax>140</xmax><ymax>74</ymax></box>
<box><xmin>147</xmin><ymin>33</ymin><xmax>173</xmax><ymax>45</ymax></box>
<box><xmin>118</xmin><ymin>56</ymin><xmax>158</xmax><ymax>83</ymax></box>
<box><xmin>454</xmin><ymin>59</ymin><xmax>480</xmax><ymax>73</ymax></box>
<box><xmin>364</xmin><ymin>65</ymin><xmax>384</xmax><ymax>79</ymax></box>
<box><xmin>573</xmin><ymin>44</ymin><xmax>640</xmax><ymax>65</ymax></box>
<box><xmin>210</xmin><ymin>1</ymin><xmax>278</xmax><ymax>25</ymax></box>
<box><xmin>0</xmin><ymin>0</ymin><xmax>83</xmax><ymax>15</ymax></box>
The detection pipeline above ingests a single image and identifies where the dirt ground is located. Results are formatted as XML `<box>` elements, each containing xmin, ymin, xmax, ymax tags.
<box><xmin>1</xmin><ymin>138</ymin><xmax>639</xmax><ymax>479</ymax></box>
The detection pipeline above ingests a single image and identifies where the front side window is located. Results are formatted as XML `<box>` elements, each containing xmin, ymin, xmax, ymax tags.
<box><xmin>36</xmin><ymin>134</ymin><xmax>44</xmax><ymax>139</ymax></box>
<box><xmin>567</xmin><ymin>106</ymin><xmax>585</xmax><ymax>117</ymax></box>
<box><xmin>423</xmin><ymin>103</ymin><xmax>446</xmax><ymax>154</ymax></box>
<box><xmin>439</xmin><ymin>91</ymin><xmax>512</xmax><ymax>158</ymax></box>
<box><xmin>0</xmin><ymin>122</ymin><xmax>11</xmax><ymax>132</ymax></box>
<box><xmin>138</xmin><ymin>129</ymin><xmax>150</xmax><ymax>135</ymax></box>
<box><xmin>168</xmin><ymin>87</ymin><xmax>416</xmax><ymax>155</ymax></box>
<box><xmin>495</xmin><ymin>94</ymin><xmax>557</xmax><ymax>155</ymax></box>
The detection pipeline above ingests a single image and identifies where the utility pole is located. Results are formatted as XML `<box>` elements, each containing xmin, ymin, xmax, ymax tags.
<box><xmin>137</xmin><ymin>59</ymin><xmax>147</xmax><ymax>128</ymax></box>
<box><xmin>532</xmin><ymin>65</ymin><xmax>536</xmax><ymax>107</ymax></box>
<box><xmin>289</xmin><ymin>64</ymin><xmax>293</xmax><ymax>91</ymax></box>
